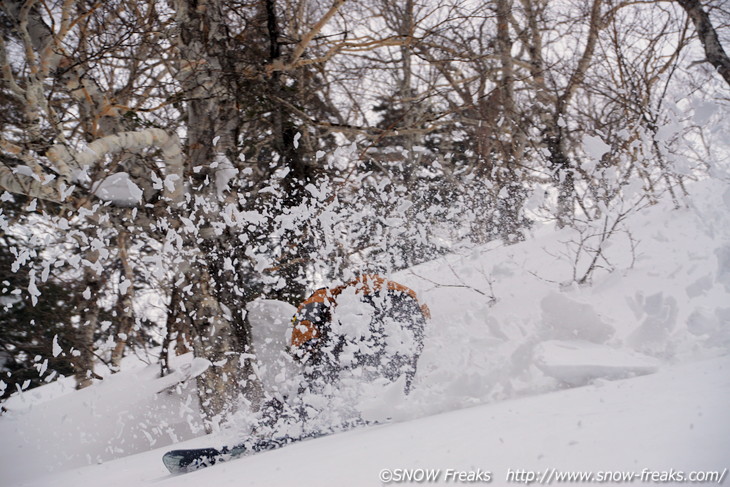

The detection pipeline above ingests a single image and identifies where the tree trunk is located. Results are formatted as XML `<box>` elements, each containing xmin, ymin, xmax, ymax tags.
<box><xmin>263</xmin><ymin>0</ymin><xmax>312</xmax><ymax>304</ymax></box>
<box><xmin>494</xmin><ymin>0</ymin><xmax>527</xmax><ymax>241</ymax></box>
<box><xmin>73</xmin><ymin>267</ymin><xmax>101</xmax><ymax>389</ymax></box>
<box><xmin>161</xmin><ymin>283</ymin><xmax>190</xmax><ymax>377</ymax></box>
<box><xmin>184</xmin><ymin>267</ymin><xmax>260</xmax><ymax>423</ymax></box>
<box><xmin>172</xmin><ymin>0</ymin><xmax>264</xmax><ymax>427</ymax></box>
<box><xmin>110</xmin><ymin>228</ymin><xmax>135</xmax><ymax>370</ymax></box>
<box><xmin>547</xmin><ymin>0</ymin><xmax>603</xmax><ymax>228</ymax></box>
<box><xmin>676</xmin><ymin>0</ymin><xmax>730</xmax><ymax>87</ymax></box>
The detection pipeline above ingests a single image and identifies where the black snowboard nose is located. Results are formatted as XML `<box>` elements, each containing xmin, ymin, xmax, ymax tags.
<box><xmin>163</xmin><ymin>447</ymin><xmax>222</xmax><ymax>473</ymax></box>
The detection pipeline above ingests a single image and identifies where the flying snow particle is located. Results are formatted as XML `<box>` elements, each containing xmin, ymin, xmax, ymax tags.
<box><xmin>151</xmin><ymin>171</ymin><xmax>164</xmax><ymax>190</ymax></box>
<box><xmin>220</xmin><ymin>302</ymin><xmax>233</xmax><ymax>320</ymax></box>
<box><xmin>28</xmin><ymin>270</ymin><xmax>41</xmax><ymax>306</ymax></box>
<box><xmin>396</xmin><ymin>199</ymin><xmax>413</xmax><ymax>214</ymax></box>
<box><xmin>37</xmin><ymin>359</ymin><xmax>48</xmax><ymax>376</ymax></box>
<box><xmin>57</xmin><ymin>217</ymin><xmax>70</xmax><ymax>230</ymax></box>
<box><xmin>12</xmin><ymin>165</ymin><xmax>39</xmax><ymax>180</ymax></box>
<box><xmin>273</xmin><ymin>166</ymin><xmax>291</xmax><ymax>179</ymax></box>
<box><xmin>305</xmin><ymin>183</ymin><xmax>328</xmax><ymax>201</ymax></box>
<box><xmin>59</xmin><ymin>182</ymin><xmax>75</xmax><ymax>201</ymax></box>
<box><xmin>125</xmin><ymin>178</ymin><xmax>144</xmax><ymax>203</ymax></box>
<box><xmin>52</xmin><ymin>334</ymin><xmax>62</xmax><ymax>357</ymax></box>
<box><xmin>164</xmin><ymin>174</ymin><xmax>180</xmax><ymax>193</ymax></box>
<box><xmin>293</xmin><ymin>132</ymin><xmax>301</xmax><ymax>149</ymax></box>
<box><xmin>119</xmin><ymin>278</ymin><xmax>132</xmax><ymax>295</ymax></box>
<box><xmin>189</xmin><ymin>358</ymin><xmax>212</xmax><ymax>378</ymax></box>
<box><xmin>583</xmin><ymin>134</ymin><xmax>610</xmax><ymax>161</ymax></box>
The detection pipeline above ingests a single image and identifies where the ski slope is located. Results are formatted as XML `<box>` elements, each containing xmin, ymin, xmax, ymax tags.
<box><xmin>9</xmin><ymin>356</ymin><xmax>730</xmax><ymax>487</ymax></box>
<box><xmin>2</xmin><ymin>179</ymin><xmax>730</xmax><ymax>486</ymax></box>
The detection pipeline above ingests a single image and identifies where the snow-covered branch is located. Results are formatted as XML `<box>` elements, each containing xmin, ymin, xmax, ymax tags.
<box><xmin>0</xmin><ymin>129</ymin><xmax>183</xmax><ymax>204</ymax></box>
<box><xmin>50</xmin><ymin>129</ymin><xmax>183</xmax><ymax>203</ymax></box>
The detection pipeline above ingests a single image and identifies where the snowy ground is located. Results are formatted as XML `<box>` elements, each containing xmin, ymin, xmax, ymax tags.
<box><xmin>7</xmin><ymin>356</ymin><xmax>730</xmax><ymax>486</ymax></box>
<box><xmin>2</xmin><ymin>179</ymin><xmax>730</xmax><ymax>486</ymax></box>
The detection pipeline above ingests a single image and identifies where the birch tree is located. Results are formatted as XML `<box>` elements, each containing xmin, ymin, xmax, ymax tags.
<box><xmin>676</xmin><ymin>0</ymin><xmax>730</xmax><ymax>87</ymax></box>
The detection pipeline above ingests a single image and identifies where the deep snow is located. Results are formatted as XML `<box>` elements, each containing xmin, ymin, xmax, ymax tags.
<box><xmin>7</xmin><ymin>356</ymin><xmax>730</xmax><ymax>487</ymax></box>
<box><xmin>2</xmin><ymin>179</ymin><xmax>730</xmax><ymax>486</ymax></box>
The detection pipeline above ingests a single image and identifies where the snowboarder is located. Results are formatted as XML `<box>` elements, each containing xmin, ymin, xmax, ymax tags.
<box><xmin>163</xmin><ymin>274</ymin><xmax>430</xmax><ymax>473</ymax></box>
<box><xmin>288</xmin><ymin>273</ymin><xmax>430</xmax><ymax>394</ymax></box>
<box><xmin>257</xmin><ymin>274</ymin><xmax>430</xmax><ymax>434</ymax></box>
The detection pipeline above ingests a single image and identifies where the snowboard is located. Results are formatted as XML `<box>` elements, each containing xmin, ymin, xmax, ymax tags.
<box><xmin>162</xmin><ymin>434</ymin><xmax>315</xmax><ymax>474</ymax></box>
<box><xmin>162</xmin><ymin>444</ymin><xmax>247</xmax><ymax>474</ymax></box>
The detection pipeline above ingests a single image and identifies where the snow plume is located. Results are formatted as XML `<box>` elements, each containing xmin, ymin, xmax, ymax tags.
<box><xmin>229</xmin><ymin>172</ymin><xmax>730</xmax><ymax>430</ymax></box>
<box><xmin>239</xmin><ymin>288</ymin><xmax>424</xmax><ymax>439</ymax></box>
<box><xmin>1</xmin><ymin>170</ymin><xmax>729</xmax><ymax>484</ymax></box>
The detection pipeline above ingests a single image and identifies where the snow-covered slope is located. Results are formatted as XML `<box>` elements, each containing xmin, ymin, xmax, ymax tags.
<box><xmin>391</xmin><ymin>179</ymin><xmax>730</xmax><ymax>418</ymax></box>
<box><xmin>11</xmin><ymin>356</ymin><xmax>730</xmax><ymax>487</ymax></box>
<box><xmin>2</xmin><ymin>179</ymin><xmax>730</xmax><ymax>486</ymax></box>
<box><xmin>0</xmin><ymin>355</ymin><xmax>207</xmax><ymax>486</ymax></box>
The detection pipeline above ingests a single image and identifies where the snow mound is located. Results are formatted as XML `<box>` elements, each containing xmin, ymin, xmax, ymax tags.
<box><xmin>540</xmin><ymin>293</ymin><xmax>614</xmax><ymax>343</ymax></box>
<box><xmin>534</xmin><ymin>340</ymin><xmax>659</xmax><ymax>386</ymax></box>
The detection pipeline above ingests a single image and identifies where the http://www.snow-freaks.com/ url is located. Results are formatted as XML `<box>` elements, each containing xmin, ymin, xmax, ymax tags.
<box><xmin>378</xmin><ymin>467</ymin><xmax>728</xmax><ymax>484</ymax></box>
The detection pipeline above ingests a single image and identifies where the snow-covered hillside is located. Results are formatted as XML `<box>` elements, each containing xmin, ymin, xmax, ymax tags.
<box><xmin>6</xmin><ymin>356</ymin><xmax>730</xmax><ymax>487</ymax></box>
<box><xmin>2</xmin><ymin>179</ymin><xmax>729</xmax><ymax>486</ymax></box>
